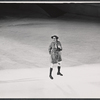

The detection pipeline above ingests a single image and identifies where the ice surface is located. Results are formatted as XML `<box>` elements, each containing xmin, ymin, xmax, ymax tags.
<box><xmin>0</xmin><ymin>18</ymin><xmax>100</xmax><ymax>98</ymax></box>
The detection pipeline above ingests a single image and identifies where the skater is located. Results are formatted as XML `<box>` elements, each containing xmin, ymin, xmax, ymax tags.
<box><xmin>49</xmin><ymin>35</ymin><xmax>63</xmax><ymax>79</ymax></box>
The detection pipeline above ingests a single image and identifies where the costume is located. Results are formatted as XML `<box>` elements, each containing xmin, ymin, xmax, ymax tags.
<box><xmin>49</xmin><ymin>35</ymin><xmax>63</xmax><ymax>79</ymax></box>
<box><xmin>49</xmin><ymin>41</ymin><xmax>62</xmax><ymax>64</ymax></box>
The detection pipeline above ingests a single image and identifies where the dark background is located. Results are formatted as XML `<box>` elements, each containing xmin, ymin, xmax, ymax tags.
<box><xmin>0</xmin><ymin>3</ymin><xmax>100</xmax><ymax>19</ymax></box>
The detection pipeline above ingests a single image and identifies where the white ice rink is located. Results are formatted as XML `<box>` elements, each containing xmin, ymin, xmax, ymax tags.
<box><xmin>0</xmin><ymin>17</ymin><xmax>100</xmax><ymax>98</ymax></box>
<box><xmin>0</xmin><ymin>65</ymin><xmax>100</xmax><ymax>98</ymax></box>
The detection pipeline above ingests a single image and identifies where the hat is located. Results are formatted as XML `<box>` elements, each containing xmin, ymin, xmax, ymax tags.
<box><xmin>51</xmin><ymin>35</ymin><xmax>59</xmax><ymax>39</ymax></box>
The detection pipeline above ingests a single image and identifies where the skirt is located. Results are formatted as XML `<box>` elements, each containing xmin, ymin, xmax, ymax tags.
<box><xmin>51</xmin><ymin>50</ymin><xmax>62</xmax><ymax>64</ymax></box>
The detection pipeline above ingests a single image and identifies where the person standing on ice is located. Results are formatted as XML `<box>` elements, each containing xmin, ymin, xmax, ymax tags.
<box><xmin>49</xmin><ymin>35</ymin><xmax>63</xmax><ymax>79</ymax></box>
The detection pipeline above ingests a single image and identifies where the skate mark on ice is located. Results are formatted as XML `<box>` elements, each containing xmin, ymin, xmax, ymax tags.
<box><xmin>0</xmin><ymin>49</ymin><xmax>41</xmax><ymax>68</ymax></box>
<box><xmin>53</xmin><ymin>82</ymin><xmax>78</xmax><ymax>97</ymax></box>
<box><xmin>0</xmin><ymin>78</ymin><xmax>46</xmax><ymax>84</ymax></box>
<box><xmin>8</xmin><ymin>23</ymin><xmax>54</xmax><ymax>27</ymax></box>
<box><xmin>52</xmin><ymin>78</ymin><xmax>78</xmax><ymax>97</ymax></box>
<box><xmin>63</xmin><ymin>57</ymin><xmax>84</xmax><ymax>66</ymax></box>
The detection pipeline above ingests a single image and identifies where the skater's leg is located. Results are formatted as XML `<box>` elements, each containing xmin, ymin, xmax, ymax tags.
<box><xmin>57</xmin><ymin>61</ymin><xmax>63</xmax><ymax>76</ymax></box>
<box><xmin>50</xmin><ymin>63</ymin><xmax>54</xmax><ymax>68</ymax></box>
<box><xmin>57</xmin><ymin>61</ymin><xmax>61</xmax><ymax>66</ymax></box>
<box><xmin>49</xmin><ymin>63</ymin><xmax>54</xmax><ymax>79</ymax></box>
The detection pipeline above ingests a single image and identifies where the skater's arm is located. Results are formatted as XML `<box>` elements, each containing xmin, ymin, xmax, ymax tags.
<box><xmin>49</xmin><ymin>43</ymin><xmax>52</xmax><ymax>54</ymax></box>
<box><xmin>59</xmin><ymin>41</ymin><xmax>63</xmax><ymax>51</ymax></box>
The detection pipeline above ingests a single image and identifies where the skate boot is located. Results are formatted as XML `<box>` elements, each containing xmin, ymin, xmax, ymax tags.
<box><xmin>49</xmin><ymin>68</ymin><xmax>53</xmax><ymax>79</ymax></box>
<box><xmin>57</xmin><ymin>66</ymin><xmax>63</xmax><ymax>76</ymax></box>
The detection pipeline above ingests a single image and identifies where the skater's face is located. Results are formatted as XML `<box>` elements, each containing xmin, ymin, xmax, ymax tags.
<box><xmin>52</xmin><ymin>37</ymin><xmax>57</xmax><ymax>42</ymax></box>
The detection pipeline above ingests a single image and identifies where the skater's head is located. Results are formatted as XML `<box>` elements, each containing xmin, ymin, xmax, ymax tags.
<box><xmin>51</xmin><ymin>35</ymin><xmax>58</xmax><ymax>42</ymax></box>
